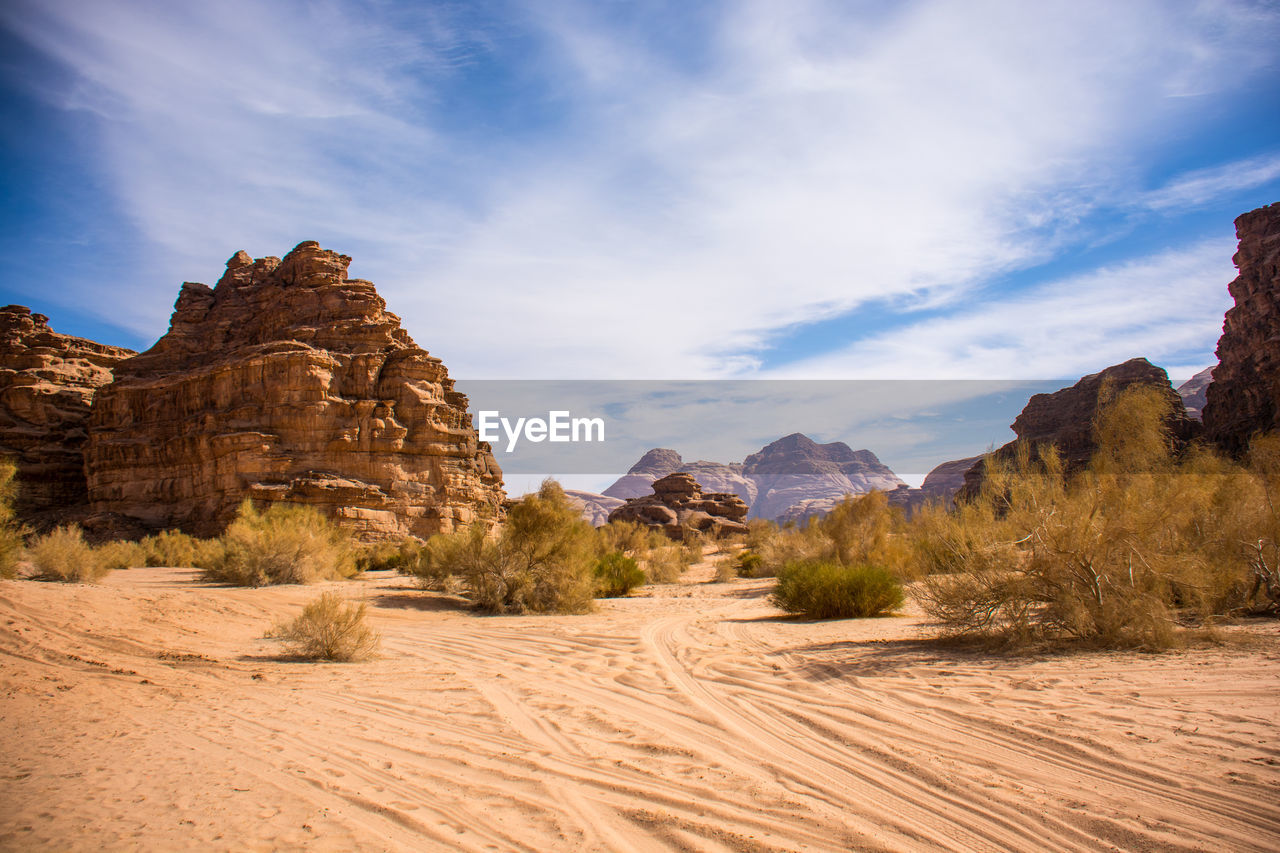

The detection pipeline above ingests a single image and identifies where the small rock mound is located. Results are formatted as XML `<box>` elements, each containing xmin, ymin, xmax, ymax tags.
<box><xmin>607</xmin><ymin>472</ymin><xmax>749</xmax><ymax>540</ymax></box>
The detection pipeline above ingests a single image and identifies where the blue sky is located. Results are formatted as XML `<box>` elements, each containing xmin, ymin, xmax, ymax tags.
<box><xmin>2</xmin><ymin>0</ymin><xmax>1278</xmax><ymax>387</ymax></box>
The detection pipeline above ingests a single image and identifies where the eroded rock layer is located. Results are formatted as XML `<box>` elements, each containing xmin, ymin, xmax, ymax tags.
<box><xmin>0</xmin><ymin>306</ymin><xmax>135</xmax><ymax>527</ymax></box>
<box><xmin>607</xmin><ymin>472</ymin><xmax>748</xmax><ymax>540</ymax></box>
<box><xmin>1203</xmin><ymin>203</ymin><xmax>1280</xmax><ymax>453</ymax></box>
<box><xmin>85</xmin><ymin>242</ymin><xmax>504</xmax><ymax>539</ymax></box>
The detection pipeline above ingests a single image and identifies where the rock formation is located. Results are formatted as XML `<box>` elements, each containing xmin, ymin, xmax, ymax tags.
<box><xmin>1203</xmin><ymin>202</ymin><xmax>1280</xmax><ymax>454</ymax></box>
<box><xmin>958</xmin><ymin>358</ymin><xmax>1197</xmax><ymax>500</ymax></box>
<box><xmin>0</xmin><ymin>306</ymin><xmax>135</xmax><ymax>528</ymax></box>
<box><xmin>743</xmin><ymin>433</ymin><xmax>905</xmax><ymax>520</ymax></box>
<box><xmin>85</xmin><ymin>242</ymin><xmax>505</xmax><ymax>539</ymax></box>
<box><xmin>1177</xmin><ymin>366</ymin><xmax>1214</xmax><ymax>422</ymax></box>
<box><xmin>607</xmin><ymin>472</ymin><xmax>749</xmax><ymax>540</ymax></box>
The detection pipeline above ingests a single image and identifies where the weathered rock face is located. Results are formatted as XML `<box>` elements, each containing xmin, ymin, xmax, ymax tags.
<box><xmin>958</xmin><ymin>358</ymin><xmax>1197</xmax><ymax>500</ymax></box>
<box><xmin>85</xmin><ymin>242</ymin><xmax>505</xmax><ymax>539</ymax></box>
<box><xmin>1177</xmin><ymin>366</ymin><xmax>1214</xmax><ymax>422</ymax></box>
<box><xmin>0</xmin><ymin>306</ymin><xmax>135</xmax><ymax>528</ymax></box>
<box><xmin>677</xmin><ymin>460</ymin><xmax>757</xmax><ymax>507</ymax></box>
<box><xmin>607</xmin><ymin>472</ymin><xmax>749</xmax><ymax>540</ymax></box>
<box><xmin>1203</xmin><ymin>203</ymin><xmax>1280</xmax><ymax>454</ymax></box>
<box><xmin>743</xmin><ymin>433</ymin><xmax>905</xmax><ymax>520</ymax></box>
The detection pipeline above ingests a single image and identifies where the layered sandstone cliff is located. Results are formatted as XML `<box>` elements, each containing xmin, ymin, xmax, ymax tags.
<box><xmin>85</xmin><ymin>242</ymin><xmax>504</xmax><ymax>539</ymax></box>
<box><xmin>0</xmin><ymin>306</ymin><xmax>135</xmax><ymax>527</ymax></box>
<box><xmin>1203</xmin><ymin>202</ymin><xmax>1280</xmax><ymax>453</ymax></box>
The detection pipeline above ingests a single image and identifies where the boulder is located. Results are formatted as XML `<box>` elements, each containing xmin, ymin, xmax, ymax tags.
<box><xmin>84</xmin><ymin>242</ymin><xmax>505</xmax><ymax>539</ymax></box>
<box><xmin>607</xmin><ymin>472</ymin><xmax>749</xmax><ymax>540</ymax></box>
<box><xmin>1203</xmin><ymin>203</ymin><xmax>1280</xmax><ymax>453</ymax></box>
<box><xmin>0</xmin><ymin>306</ymin><xmax>135</xmax><ymax>529</ymax></box>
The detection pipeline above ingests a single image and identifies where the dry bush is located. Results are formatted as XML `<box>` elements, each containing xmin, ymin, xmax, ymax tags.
<box><xmin>771</xmin><ymin>559</ymin><xmax>904</xmax><ymax>619</ymax></box>
<box><xmin>269</xmin><ymin>591</ymin><xmax>380</xmax><ymax>661</ymax></box>
<box><xmin>95</xmin><ymin>540</ymin><xmax>148</xmax><ymax>571</ymax></box>
<box><xmin>713</xmin><ymin>553</ymin><xmax>739</xmax><ymax>582</ymax></box>
<box><xmin>593</xmin><ymin>551</ymin><xmax>646</xmax><ymax>597</ymax></box>
<box><xmin>27</xmin><ymin>525</ymin><xmax>110</xmax><ymax>583</ymax></box>
<box><xmin>142</xmin><ymin>529</ymin><xmax>205</xmax><ymax>567</ymax></box>
<box><xmin>0</xmin><ymin>460</ymin><xmax>25</xmax><ymax>579</ymax></box>
<box><xmin>356</xmin><ymin>538</ymin><xmax>415</xmax><ymax>573</ymax></box>
<box><xmin>734</xmin><ymin>550</ymin><xmax>764</xmax><ymax>577</ymax></box>
<box><xmin>598</xmin><ymin>519</ymin><xmax>690</xmax><ymax>584</ymax></box>
<box><xmin>918</xmin><ymin>386</ymin><xmax>1279</xmax><ymax>648</ymax></box>
<box><xmin>414</xmin><ymin>480</ymin><xmax>596</xmax><ymax>614</ymax></box>
<box><xmin>755</xmin><ymin>492</ymin><xmax>914</xmax><ymax>579</ymax></box>
<box><xmin>203</xmin><ymin>501</ymin><xmax>357</xmax><ymax>587</ymax></box>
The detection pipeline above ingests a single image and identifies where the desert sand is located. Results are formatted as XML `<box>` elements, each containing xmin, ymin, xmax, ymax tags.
<box><xmin>2</xmin><ymin>560</ymin><xmax>1278</xmax><ymax>852</ymax></box>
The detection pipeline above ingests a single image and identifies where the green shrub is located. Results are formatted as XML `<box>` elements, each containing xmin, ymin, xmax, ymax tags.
<box><xmin>203</xmin><ymin>501</ymin><xmax>357</xmax><ymax>587</ymax></box>
<box><xmin>735</xmin><ymin>550</ymin><xmax>763</xmax><ymax>577</ymax></box>
<box><xmin>413</xmin><ymin>480</ymin><xmax>596</xmax><ymax>613</ymax></box>
<box><xmin>269</xmin><ymin>591</ymin><xmax>380</xmax><ymax>661</ymax></box>
<box><xmin>0</xmin><ymin>460</ymin><xmax>25</xmax><ymax>579</ymax></box>
<box><xmin>27</xmin><ymin>525</ymin><xmax>110</xmax><ymax>583</ymax></box>
<box><xmin>771</xmin><ymin>559</ymin><xmax>904</xmax><ymax>619</ymax></box>
<box><xmin>593</xmin><ymin>551</ymin><xmax>646</xmax><ymax>597</ymax></box>
<box><xmin>598</xmin><ymin>520</ymin><xmax>689</xmax><ymax>583</ymax></box>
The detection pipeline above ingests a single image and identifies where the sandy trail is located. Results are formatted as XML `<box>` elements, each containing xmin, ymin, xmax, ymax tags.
<box><xmin>1</xmin><ymin>563</ymin><xmax>1278</xmax><ymax>852</ymax></box>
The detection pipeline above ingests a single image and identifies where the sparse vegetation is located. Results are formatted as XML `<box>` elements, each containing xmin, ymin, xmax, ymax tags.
<box><xmin>593</xmin><ymin>551</ymin><xmax>646</xmax><ymax>597</ymax></box>
<box><xmin>771</xmin><ymin>559</ymin><xmax>904</xmax><ymax>619</ymax></box>
<box><xmin>95</xmin><ymin>539</ymin><xmax>147</xmax><ymax>570</ymax></box>
<box><xmin>597</xmin><ymin>519</ymin><xmax>692</xmax><ymax>583</ymax></box>
<box><xmin>412</xmin><ymin>480</ymin><xmax>597</xmax><ymax>614</ymax></box>
<box><xmin>734</xmin><ymin>550</ymin><xmax>763</xmax><ymax>577</ymax></box>
<box><xmin>141</xmin><ymin>529</ymin><xmax>206</xmax><ymax>568</ymax></box>
<box><xmin>27</xmin><ymin>524</ymin><xmax>110</xmax><ymax>583</ymax></box>
<box><xmin>269</xmin><ymin>591</ymin><xmax>380</xmax><ymax>661</ymax></box>
<box><xmin>916</xmin><ymin>385</ymin><xmax>1280</xmax><ymax>648</ymax></box>
<box><xmin>203</xmin><ymin>501</ymin><xmax>357</xmax><ymax>586</ymax></box>
<box><xmin>0</xmin><ymin>460</ymin><xmax>25</xmax><ymax>579</ymax></box>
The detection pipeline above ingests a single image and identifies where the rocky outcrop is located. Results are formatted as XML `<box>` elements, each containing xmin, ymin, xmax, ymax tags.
<box><xmin>607</xmin><ymin>472</ymin><xmax>749</xmax><ymax>540</ymax></box>
<box><xmin>602</xmin><ymin>448</ymin><xmax>682</xmax><ymax>500</ymax></box>
<box><xmin>1177</xmin><ymin>366</ymin><xmax>1214</xmax><ymax>422</ymax></box>
<box><xmin>677</xmin><ymin>460</ymin><xmax>757</xmax><ymax>506</ymax></box>
<box><xmin>564</xmin><ymin>489</ymin><xmax>624</xmax><ymax>527</ymax></box>
<box><xmin>1203</xmin><ymin>203</ymin><xmax>1280</xmax><ymax>454</ymax></box>
<box><xmin>743</xmin><ymin>433</ymin><xmax>905</xmax><ymax>520</ymax></box>
<box><xmin>0</xmin><ymin>306</ymin><xmax>135</xmax><ymax>528</ymax></box>
<box><xmin>85</xmin><ymin>242</ymin><xmax>505</xmax><ymax>539</ymax></box>
<box><xmin>958</xmin><ymin>358</ymin><xmax>1197</xmax><ymax>500</ymax></box>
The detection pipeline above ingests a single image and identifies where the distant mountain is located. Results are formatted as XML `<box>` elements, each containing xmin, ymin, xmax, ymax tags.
<box><xmin>598</xmin><ymin>432</ymin><xmax>906</xmax><ymax>523</ymax></box>
<box><xmin>1177</xmin><ymin>366</ymin><xmax>1214</xmax><ymax>422</ymax></box>
<box><xmin>743</xmin><ymin>433</ymin><xmax>905</xmax><ymax>520</ymax></box>
<box><xmin>564</xmin><ymin>490</ymin><xmax>624</xmax><ymax>527</ymax></box>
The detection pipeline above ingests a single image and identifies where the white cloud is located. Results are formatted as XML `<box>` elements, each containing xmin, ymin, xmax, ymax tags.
<box><xmin>1142</xmin><ymin>153</ymin><xmax>1280</xmax><ymax>211</ymax></box>
<box><xmin>2</xmin><ymin>0</ymin><xmax>1276</xmax><ymax>377</ymax></box>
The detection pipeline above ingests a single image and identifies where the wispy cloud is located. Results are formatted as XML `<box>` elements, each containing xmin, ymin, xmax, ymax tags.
<box><xmin>1142</xmin><ymin>153</ymin><xmax>1280</xmax><ymax>211</ymax></box>
<box><xmin>769</xmin><ymin>240</ymin><xmax>1236</xmax><ymax>380</ymax></box>
<box><xmin>1</xmin><ymin>0</ymin><xmax>1276</xmax><ymax>379</ymax></box>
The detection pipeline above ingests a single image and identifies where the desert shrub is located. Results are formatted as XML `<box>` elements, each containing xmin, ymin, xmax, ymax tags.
<box><xmin>142</xmin><ymin>529</ymin><xmax>204</xmax><ymax>567</ymax></box>
<box><xmin>735</xmin><ymin>550</ymin><xmax>764</xmax><ymax>577</ymax></box>
<box><xmin>203</xmin><ymin>501</ymin><xmax>357</xmax><ymax>587</ymax></box>
<box><xmin>269</xmin><ymin>591</ymin><xmax>380</xmax><ymax>661</ymax></box>
<box><xmin>744</xmin><ymin>518</ymin><xmax>777</xmax><ymax>552</ymax></box>
<box><xmin>755</xmin><ymin>492</ymin><xmax>914</xmax><ymax>578</ymax></box>
<box><xmin>597</xmin><ymin>519</ymin><xmax>690</xmax><ymax>584</ymax></box>
<box><xmin>917</xmin><ymin>386</ymin><xmax>1279</xmax><ymax>648</ymax></box>
<box><xmin>0</xmin><ymin>459</ymin><xmax>25</xmax><ymax>579</ymax></box>
<box><xmin>771</xmin><ymin>559</ymin><xmax>904</xmax><ymax>619</ymax></box>
<box><xmin>416</xmin><ymin>480</ymin><xmax>596</xmax><ymax>614</ymax></box>
<box><xmin>713</xmin><ymin>553</ymin><xmax>739</xmax><ymax>582</ymax></box>
<box><xmin>27</xmin><ymin>525</ymin><xmax>110</xmax><ymax>583</ymax></box>
<box><xmin>593</xmin><ymin>551</ymin><xmax>646</xmax><ymax>597</ymax></box>
<box><xmin>95</xmin><ymin>539</ymin><xmax>148</xmax><ymax>571</ymax></box>
<box><xmin>356</xmin><ymin>538</ymin><xmax>415</xmax><ymax>573</ymax></box>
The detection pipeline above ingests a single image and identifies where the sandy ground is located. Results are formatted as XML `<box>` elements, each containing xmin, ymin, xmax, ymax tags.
<box><xmin>2</xmin><ymin>560</ymin><xmax>1279</xmax><ymax>853</ymax></box>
